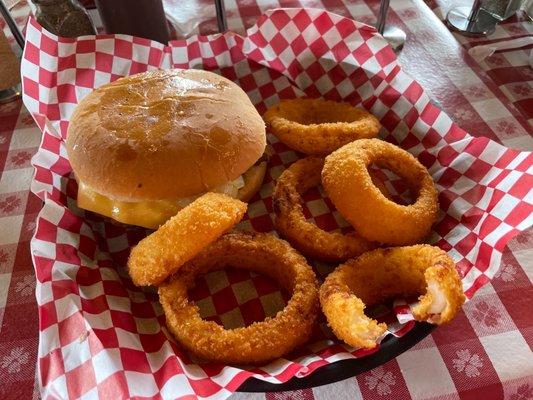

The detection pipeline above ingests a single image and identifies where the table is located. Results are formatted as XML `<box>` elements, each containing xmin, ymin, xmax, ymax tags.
<box><xmin>0</xmin><ymin>1</ymin><xmax>531</xmax><ymax>399</ymax></box>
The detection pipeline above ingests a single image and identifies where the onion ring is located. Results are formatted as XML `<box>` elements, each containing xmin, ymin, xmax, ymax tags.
<box><xmin>128</xmin><ymin>193</ymin><xmax>246</xmax><ymax>286</ymax></box>
<box><xmin>263</xmin><ymin>98</ymin><xmax>380</xmax><ymax>155</ymax></box>
<box><xmin>319</xmin><ymin>245</ymin><xmax>465</xmax><ymax>349</ymax></box>
<box><xmin>322</xmin><ymin>139</ymin><xmax>439</xmax><ymax>245</ymax></box>
<box><xmin>158</xmin><ymin>231</ymin><xmax>319</xmax><ymax>364</ymax></box>
<box><xmin>272</xmin><ymin>156</ymin><xmax>379</xmax><ymax>262</ymax></box>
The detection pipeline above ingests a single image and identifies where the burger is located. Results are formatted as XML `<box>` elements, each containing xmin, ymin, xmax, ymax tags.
<box><xmin>66</xmin><ymin>69</ymin><xmax>267</xmax><ymax>229</ymax></box>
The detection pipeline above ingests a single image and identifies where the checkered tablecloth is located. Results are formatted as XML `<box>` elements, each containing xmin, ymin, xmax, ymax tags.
<box><xmin>427</xmin><ymin>0</ymin><xmax>532</xmax><ymax>132</ymax></box>
<box><xmin>1</xmin><ymin>1</ymin><xmax>532</xmax><ymax>399</ymax></box>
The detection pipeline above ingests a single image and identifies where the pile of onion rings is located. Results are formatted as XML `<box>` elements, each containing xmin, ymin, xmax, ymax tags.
<box><xmin>322</xmin><ymin>138</ymin><xmax>439</xmax><ymax>245</ymax></box>
<box><xmin>124</xmin><ymin>97</ymin><xmax>467</xmax><ymax>364</ymax></box>
<box><xmin>158</xmin><ymin>231</ymin><xmax>319</xmax><ymax>364</ymax></box>
<box><xmin>263</xmin><ymin>98</ymin><xmax>380</xmax><ymax>155</ymax></box>
<box><xmin>128</xmin><ymin>192</ymin><xmax>246</xmax><ymax>286</ymax></box>
<box><xmin>273</xmin><ymin>156</ymin><xmax>384</xmax><ymax>262</ymax></box>
<box><xmin>319</xmin><ymin>245</ymin><xmax>465</xmax><ymax>349</ymax></box>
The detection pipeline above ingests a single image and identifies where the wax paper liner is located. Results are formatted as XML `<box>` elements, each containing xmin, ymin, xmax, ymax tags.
<box><xmin>21</xmin><ymin>8</ymin><xmax>533</xmax><ymax>400</ymax></box>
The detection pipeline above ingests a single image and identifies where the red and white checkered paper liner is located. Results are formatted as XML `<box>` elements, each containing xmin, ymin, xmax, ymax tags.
<box><xmin>21</xmin><ymin>8</ymin><xmax>533</xmax><ymax>400</ymax></box>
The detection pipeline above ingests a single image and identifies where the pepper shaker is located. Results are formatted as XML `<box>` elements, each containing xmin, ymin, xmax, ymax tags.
<box><xmin>32</xmin><ymin>0</ymin><xmax>96</xmax><ymax>37</ymax></box>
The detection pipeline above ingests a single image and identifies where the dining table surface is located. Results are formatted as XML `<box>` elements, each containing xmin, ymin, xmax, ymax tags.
<box><xmin>0</xmin><ymin>0</ymin><xmax>531</xmax><ymax>399</ymax></box>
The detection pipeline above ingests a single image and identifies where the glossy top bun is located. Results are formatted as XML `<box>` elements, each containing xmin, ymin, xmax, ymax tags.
<box><xmin>66</xmin><ymin>69</ymin><xmax>266</xmax><ymax>201</ymax></box>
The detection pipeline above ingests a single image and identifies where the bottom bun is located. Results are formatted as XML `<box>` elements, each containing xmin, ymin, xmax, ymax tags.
<box><xmin>237</xmin><ymin>161</ymin><xmax>267</xmax><ymax>203</ymax></box>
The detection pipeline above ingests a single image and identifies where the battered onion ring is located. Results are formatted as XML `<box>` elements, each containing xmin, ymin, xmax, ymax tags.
<box><xmin>273</xmin><ymin>156</ymin><xmax>379</xmax><ymax>262</ymax></box>
<box><xmin>320</xmin><ymin>245</ymin><xmax>465</xmax><ymax>349</ymax></box>
<box><xmin>128</xmin><ymin>193</ymin><xmax>246</xmax><ymax>286</ymax></box>
<box><xmin>322</xmin><ymin>139</ymin><xmax>439</xmax><ymax>245</ymax></box>
<box><xmin>263</xmin><ymin>98</ymin><xmax>380</xmax><ymax>155</ymax></box>
<box><xmin>158</xmin><ymin>231</ymin><xmax>319</xmax><ymax>364</ymax></box>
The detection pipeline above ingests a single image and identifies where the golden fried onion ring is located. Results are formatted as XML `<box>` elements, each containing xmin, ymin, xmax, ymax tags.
<box><xmin>159</xmin><ymin>231</ymin><xmax>320</xmax><ymax>364</ymax></box>
<box><xmin>273</xmin><ymin>156</ymin><xmax>378</xmax><ymax>262</ymax></box>
<box><xmin>320</xmin><ymin>245</ymin><xmax>465</xmax><ymax>349</ymax></box>
<box><xmin>128</xmin><ymin>193</ymin><xmax>246</xmax><ymax>286</ymax></box>
<box><xmin>322</xmin><ymin>139</ymin><xmax>439</xmax><ymax>245</ymax></box>
<box><xmin>263</xmin><ymin>98</ymin><xmax>380</xmax><ymax>155</ymax></box>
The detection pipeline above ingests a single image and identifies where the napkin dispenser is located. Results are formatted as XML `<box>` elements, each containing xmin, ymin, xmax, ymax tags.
<box><xmin>446</xmin><ymin>0</ymin><xmax>523</xmax><ymax>37</ymax></box>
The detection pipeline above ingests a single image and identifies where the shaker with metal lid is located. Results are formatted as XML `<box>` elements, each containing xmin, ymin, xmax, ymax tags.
<box><xmin>32</xmin><ymin>0</ymin><xmax>96</xmax><ymax>37</ymax></box>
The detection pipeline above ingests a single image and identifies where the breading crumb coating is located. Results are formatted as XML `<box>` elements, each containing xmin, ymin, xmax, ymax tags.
<box><xmin>263</xmin><ymin>98</ymin><xmax>380</xmax><ymax>155</ymax></box>
<box><xmin>273</xmin><ymin>156</ymin><xmax>377</xmax><ymax>262</ymax></box>
<box><xmin>159</xmin><ymin>231</ymin><xmax>320</xmax><ymax>364</ymax></box>
<box><xmin>320</xmin><ymin>245</ymin><xmax>465</xmax><ymax>349</ymax></box>
<box><xmin>322</xmin><ymin>139</ymin><xmax>439</xmax><ymax>245</ymax></box>
<box><xmin>128</xmin><ymin>193</ymin><xmax>247</xmax><ymax>286</ymax></box>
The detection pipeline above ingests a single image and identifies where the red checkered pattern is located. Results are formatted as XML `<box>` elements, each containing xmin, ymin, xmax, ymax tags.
<box><xmin>19</xmin><ymin>8</ymin><xmax>533</xmax><ymax>400</ymax></box>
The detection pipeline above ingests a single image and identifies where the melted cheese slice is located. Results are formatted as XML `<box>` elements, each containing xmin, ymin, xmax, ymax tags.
<box><xmin>77</xmin><ymin>177</ymin><xmax>244</xmax><ymax>229</ymax></box>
